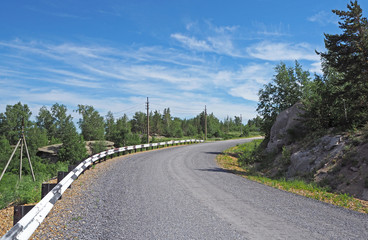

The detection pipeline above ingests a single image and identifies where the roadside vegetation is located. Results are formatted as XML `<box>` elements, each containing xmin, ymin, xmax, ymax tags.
<box><xmin>244</xmin><ymin>1</ymin><xmax>368</xmax><ymax>202</ymax></box>
<box><xmin>0</xmin><ymin>102</ymin><xmax>261</xmax><ymax>210</ymax></box>
<box><xmin>257</xmin><ymin>1</ymin><xmax>368</xmax><ymax>140</ymax></box>
<box><xmin>217</xmin><ymin>140</ymin><xmax>368</xmax><ymax>214</ymax></box>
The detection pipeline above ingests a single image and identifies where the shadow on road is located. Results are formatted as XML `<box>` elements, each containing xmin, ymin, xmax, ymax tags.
<box><xmin>196</xmin><ymin>167</ymin><xmax>232</xmax><ymax>173</ymax></box>
<box><xmin>203</xmin><ymin>151</ymin><xmax>223</xmax><ymax>155</ymax></box>
<box><xmin>196</xmin><ymin>167</ymin><xmax>249</xmax><ymax>178</ymax></box>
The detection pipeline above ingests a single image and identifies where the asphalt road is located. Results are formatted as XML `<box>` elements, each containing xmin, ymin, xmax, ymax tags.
<box><xmin>48</xmin><ymin>139</ymin><xmax>368</xmax><ymax>239</ymax></box>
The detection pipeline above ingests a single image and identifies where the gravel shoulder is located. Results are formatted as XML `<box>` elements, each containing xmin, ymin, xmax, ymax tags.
<box><xmin>30</xmin><ymin>139</ymin><xmax>368</xmax><ymax>239</ymax></box>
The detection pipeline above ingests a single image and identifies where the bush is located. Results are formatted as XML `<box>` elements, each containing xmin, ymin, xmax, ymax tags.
<box><xmin>0</xmin><ymin>158</ymin><xmax>69</xmax><ymax>209</ymax></box>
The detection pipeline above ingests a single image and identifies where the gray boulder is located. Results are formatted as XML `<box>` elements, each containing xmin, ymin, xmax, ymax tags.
<box><xmin>287</xmin><ymin>135</ymin><xmax>343</xmax><ymax>177</ymax></box>
<box><xmin>266</xmin><ymin>103</ymin><xmax>305</xmax><ymax>152</ymax></box>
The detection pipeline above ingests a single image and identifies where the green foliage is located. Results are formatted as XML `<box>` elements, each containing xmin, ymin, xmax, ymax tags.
<box><xmin>151</xmin><ymin>110</ymin><xmax>164</xmax><ymax>136</ymax></box>
<box><xmin>0</xmin><ymin>135</ymin><xmax>12</xmax><ymax>172</ymax></box>
<box><xmin>247</xmin><ymin>116</ymin><xmax>262</xmax><ymax>132</ymax></box>
<box><xmin>91</xmin><ymin>141</ymin><xmax>107</xmax><ymax>155</ymax></box>
<box><xmin>77</xmin><ymin>105</ymin><xmax>105</xmax><ymax>141</ymax></box>
<box><xmin>257</xmin><ymin>61</ymin><xmax>310</xmax><ymax>138</ymax></box>
<box><xmin>105</xmin><ymin>113</ymin><xmax>137</xmax><ymax>147</ymax></box>
<box><xmin>0</xmin><ymin>157</ymin><xmax>68</xmax><ymax>209</ymax></box>
<box><xmin>224</xmin><ymin>139</ymin><xmax>263</xmax><ymax>166</ymax></box>
<box><xmin>126</xmin><ymin>133</ymin><xmax>141</xmax><ymax>146</ymax></box>
<box><xmin>169</xmin><ymin>117</ymin><xmax>184</xmax><ymax>138</ymax></box>
<box><xmin>162</xmin><ymin>108</ymin><xmax>172</xmax><ymax>136</ymax></box>
<box><xmin>36</xmin><ymin>103</ymin><xmax>78</xmax><ymax>143</ymax></box>
<box><xmin>25</xmin><ymin>125</ymin><xmax>49</xmax><ymax>157</ymax></box>
<box><xmin>131</xmin><ymin>111</ymin><xmax>147</xmax><ymax>134</ymax></box>
<box><xmin>316</xmin><ymin>0</ymin><xmax>368</xmax><ymax>128</ymax></box>
<box><xmin>0</xmin><ymin>102</ymin><xmax>32</xmax><ymax>145</ymax></box>
<box><xmin>58</xmin><ymin>120</ymin><xmax>87</xmax><ymax>164</ymax></box>
<box><xmin>36</xmin><ymin>106</ymin><xmax>56</xmax><ymax>141</ymax></box>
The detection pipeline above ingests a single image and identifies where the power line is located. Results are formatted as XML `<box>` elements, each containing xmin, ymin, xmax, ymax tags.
<box><xmin>112</xmin><ymin>103</ymin><xmax>143</xmax><ymax>115</ymax></box>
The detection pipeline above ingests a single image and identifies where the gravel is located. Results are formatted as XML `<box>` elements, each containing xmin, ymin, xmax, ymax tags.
<box><xmin>32</xmin><ymin>139</ymin><xmax>368</xmax><ymax>239</ymax></box>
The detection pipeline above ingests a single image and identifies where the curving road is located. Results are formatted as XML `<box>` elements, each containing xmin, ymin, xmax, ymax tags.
<box><xmin>40</xmin><ymin>139</ymin><xmax>368</xmax><ymax>239</ymax></box>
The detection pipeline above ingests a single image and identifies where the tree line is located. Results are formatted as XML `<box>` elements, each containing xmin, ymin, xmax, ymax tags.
<box><xmin>0</xmin><ymin>102</ymin><xmax>261</xmax><ymax>169</ymax></box>
<box><xmin>257</xmin><ymin>0</ymin><xmax>368</xmax><ymax>140</ymax></box>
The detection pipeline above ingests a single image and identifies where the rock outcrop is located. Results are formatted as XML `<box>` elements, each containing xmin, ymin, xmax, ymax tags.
<box><xmin>36</xmin><ymin>144</ymin><xmax>62</xmax><ymax>162</ymax></box>
<box><xmin>287</xmin><ymin>135</ymin><xmax>344</xmax><ymax>177</ymax></box>
<box><xmin>264</xmin><ymin>103</ymin><xmax>368</xmax><ymax>201</ymax></box>
<box><xmin>266</xmin><ymin>102</ymin><xmax>305</xmax><ymax>153</ymax></box>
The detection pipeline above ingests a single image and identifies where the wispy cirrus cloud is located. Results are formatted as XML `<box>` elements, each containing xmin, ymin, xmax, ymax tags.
<box><xmin>0</xmin><ymin>18</ymin><xmax>323</xmax><ymax>122</ymax></box>
<box><xmin>0</xmin><ymin>38</ymin><xmax>258</xmax><ymax>120</ymax></box>
<box><xmin>170</xmin><ymin>33</ymin><xmax>213</xmax><ymax>52</ymax></box>
<box><xmin>171</xmin><ymin>21</ymin><xmax>245</xmax><ymax>58</ymax></box>
<box><xmin>247</xmin><ymin>41</ymin><xmax>319</xmax><ymax>61</ymax></box>
<box><xmin>308</xmin><ymin>11</ymin><xmax>338</xmax><ymax>26</ymax></box>
<box><xmin>171</xmin><ymin>33</ymin><xmax>245</xmax><ymax>57</ymax></box>
<box><xmin>252</xmin><ymin>21</ymin><xmax>290</xmax><ymax>37</ymax></box>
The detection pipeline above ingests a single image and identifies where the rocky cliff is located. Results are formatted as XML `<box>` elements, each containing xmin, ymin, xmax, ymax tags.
<box><xmin>265</xmin><ymin>103</ymin><xmax>368</xmax><ymax>200</ymax></box>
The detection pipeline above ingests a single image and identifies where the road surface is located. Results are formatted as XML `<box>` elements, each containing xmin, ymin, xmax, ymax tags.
<box><xmin>34</xmin><ymin>139</ymin><xmax>368</xmax><ymax>239</ymax></box>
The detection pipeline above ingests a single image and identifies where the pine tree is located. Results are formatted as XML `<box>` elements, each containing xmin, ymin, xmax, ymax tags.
<box><xmin>58</xmin><ymin>118</ymin><xmax>87</xmax><ymax>164</ymax></box>
<box><xmin>77</xmin><ymin>105</ymin><xmax>105</xmax><ymax>141</ymax></box>
<box><xmin>318</xmin><ymin>0</ymin><xmax>368</xmax><ymax>126</ymax></box>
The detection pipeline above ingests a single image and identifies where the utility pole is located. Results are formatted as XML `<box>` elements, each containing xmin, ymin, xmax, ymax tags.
<box><xmin>205</xmin><ymin>105</ymin><xmax>207</xmax><ymax>141</ymax></box>
<box><xmin>146</xmin><ymin>97</ymin><xmax>150</xmax><ymax>144</ymax></box>
<box><xmin>226</xmin><ymin>116</ymin><xmax>229</xmax><ymax>133</ymax></box>
<box><xmin>240</xmin><ymin>114</ymin><xmax>243</xmax><ymax>136</ymax></box>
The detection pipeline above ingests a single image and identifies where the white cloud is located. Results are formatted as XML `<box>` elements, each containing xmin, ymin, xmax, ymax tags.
<box><xmin>308</xmin><ymin>11</ymin><xmax>338</xmax><ymax>26</ymax></box>
<box><xmin>171</xmin><ymin>22</ymin><xmax>245</xmax><ymax>58</ymax></box>
<box><xmin>229</xmin><ymin>84</ymin><xmax>260</xmax><ymax>102</ymax></box>
<box><xmin>247</xmin><ymin>41</ymin><xmax>320</xmax><ymax>61</ymax></box>
<box><xmin>0</xmin><ymin>36</ymin><xmax>271</xmax><ymax>124</ymax></box>
<box><xmin>171</xmin><ymin>33</ymin><xmax>245</xmax><ymax>57</ymax></box>
<box><xmin>309</xmin><ymin>61</ymin><xmax>323</xmax><ymax>75</ymax></box>
<box><xmin>171</xmin><ymin>33</ymin><xmax>213</xmax><ymax>52</ymax></box>
<box><xmin>252</xmin><ymin>21</ymin><xmax>290</xmax><ymax>37</ymax></box>
<box><xmin>211</xmin><ymin>63</ymin><xmax>273</xmax><ymax>102</ymax></box>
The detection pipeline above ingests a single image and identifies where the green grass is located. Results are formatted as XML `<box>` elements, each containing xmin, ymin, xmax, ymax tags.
<box><xmin>0</xmin><ymin>159</ymin><xmax>69</xmax><ymax>209</ymax></box>
<box><xmin>217</xmin><ymin>140</ymin><xmax>368</xmax><ymax>214</ymax></box>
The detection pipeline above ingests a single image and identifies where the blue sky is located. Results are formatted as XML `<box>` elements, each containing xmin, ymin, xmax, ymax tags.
<box><xmin>1</xmin><ymin>0</ymin><xmax>367</xmax><ymax>123</ymax></box>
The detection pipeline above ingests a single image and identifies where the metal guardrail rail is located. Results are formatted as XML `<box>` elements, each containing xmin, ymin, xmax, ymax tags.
<box><xmin>1</xmin><ymin>139</ymin><xmax>203</xmax><ymax>240</ymax></box>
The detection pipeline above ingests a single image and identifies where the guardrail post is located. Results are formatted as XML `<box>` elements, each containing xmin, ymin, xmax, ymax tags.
<box><xmin>58</xmin><ymin>171</ymin><xmax>71</xmax><ymax>189</ymax></box>
<box><xmin>42</xmin><ymin>183</ymin><xmax>59</xmax><ymax>199</ymax></box>
<box><xmin>68</xmin><ymin>165</ymin><xmax>77</xmax><ymax>173</ymax></box>
<box><xmin>13</xmin><ymin>205</ymin><xmax>35</xmax><ymax>226</ymax></box>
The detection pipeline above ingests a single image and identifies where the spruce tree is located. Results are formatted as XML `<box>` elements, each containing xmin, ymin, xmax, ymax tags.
<box><xmin>318</xmin><ymin>0</ymin><xmax>368</xmax><ymax>126</ymax></box>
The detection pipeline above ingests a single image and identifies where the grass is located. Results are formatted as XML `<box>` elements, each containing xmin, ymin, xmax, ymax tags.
<box><xmin>217</xmin><ymin>140</ymin><xmax>368</xmax><ymax>214</ymax></box>
<box><xmin>0</xmin><ymin>159</ymin><xmax>69</xmax><ymax>209</ymax></box>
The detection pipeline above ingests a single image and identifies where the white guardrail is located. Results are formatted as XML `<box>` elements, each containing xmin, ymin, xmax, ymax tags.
<box><xmin>1</xmin><ymin>139</ymin><xmax>204</xmax><ymax>240</ymax></box>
